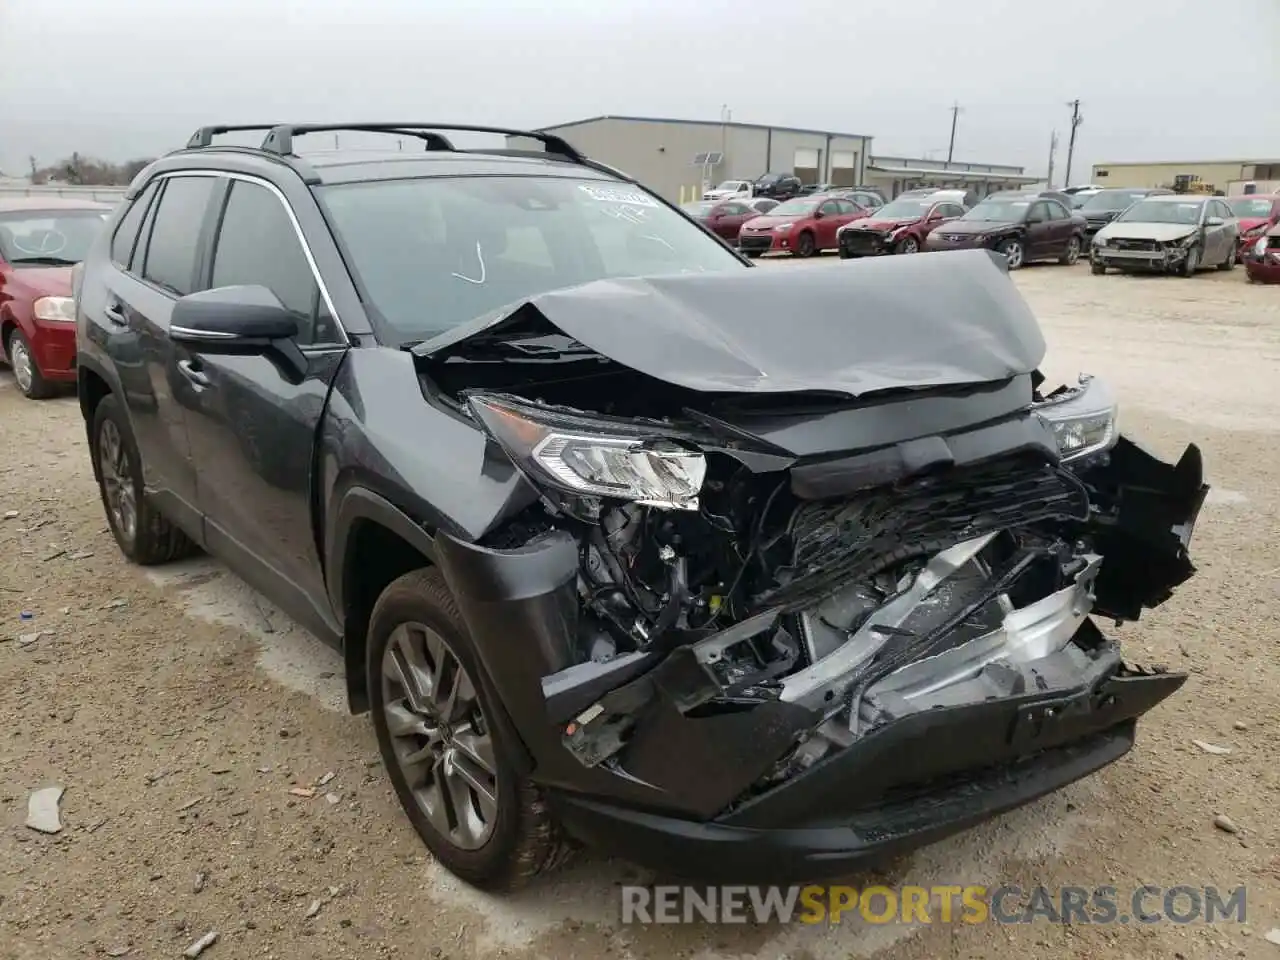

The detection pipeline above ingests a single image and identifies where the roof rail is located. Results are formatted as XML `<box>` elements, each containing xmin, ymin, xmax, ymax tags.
<box><xmin>187</xmin><ymin>124</ymin><xmax>285</xmax><ymax>149</ymax></box>
<box><xmin>256</xmin><ymin>123</ymin><xmax>586</xmax><ymax>164</ymax></box>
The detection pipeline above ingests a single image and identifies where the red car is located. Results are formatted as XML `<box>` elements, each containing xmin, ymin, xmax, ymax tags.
<box><xmin>1227</xmin><ymin>194</ymin><xmax>1280</xmax><ymax>261</ymax></box>
<box><xmin>836</xmin><ymin>194</ymin><xmax>968</xmax><ymax>258</ymax></box>
<box><xmin>681</xmin><ymin>198</ymin><xmax>774</xmax><ymax>243</ymax></box>
<box><xmin>1244</xmin><ymin>223</ymin><xmax>1280</xmax><ymax>283</ymax></box>
<box><xmin>1</xmin><ymin>197</ymin><xmax>112</xmax><ymax>398</ymax></box>
<box><xmin>737</xmin><ymin>194</ymin><xmax>868</xmax><ymax>258</ymax></box>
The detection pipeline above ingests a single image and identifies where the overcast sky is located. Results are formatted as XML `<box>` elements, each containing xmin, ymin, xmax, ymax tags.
<box><xmin>1</xmin><ymin>0</ymin><xmax>1276</xmax><ymax>181</ymax></box>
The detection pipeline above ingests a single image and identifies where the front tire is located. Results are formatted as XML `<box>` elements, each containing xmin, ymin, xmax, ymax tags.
<box><xmin>1217</xmin><ymin>247</ymin><xmax>1235</xmax><ymax>271</ymax></box>
<box><xmin>91</xmin><ymin>394</ymin><xmax>197</xmax><ymax>565</ymax></box>
<box><xmin>895</xmin><ymin>236</ymin><xmax>919</xmax><ymax>255</ymax></box>
<box><xmin>368</xmin><ymin>568</ymin><xmax>570</xmax><ymax>891</ymax></box>
<box><xmin>997</xmin><ymin>237</ymin><xmax>1025</xmax><ymax>269</ymax></box>
<box><xmin>793</xmin><ymin>231</ymin><xmax>816</xmax><ymax>258</ymax></box>
<box><xmin>1091</xmin><ymin>261</ymin><xmax>1107</xmax><ymax>275</ymax></box>
<box><xmin>4</xmin><ymin>328</ymin><xmax>53</xmax><ymax>399</ymax></box>
<box><xmin>1179</xmin><ymin>245</ymin><xmax>1201</xmax><ymax>277</ymax></box>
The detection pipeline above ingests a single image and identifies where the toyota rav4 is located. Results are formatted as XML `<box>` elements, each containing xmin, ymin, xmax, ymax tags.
<box><xmin>75</xmin><ymin>123</ymin><xmax>1207</xmax><ymax>892</ymax></box>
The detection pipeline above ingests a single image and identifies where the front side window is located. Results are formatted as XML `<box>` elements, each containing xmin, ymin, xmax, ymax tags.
<box><xmin>318</xmin><ymin>176</ymin><xmax>744</xmax><ymax>344</ymax></box>
<box><xmin>211</xmin><ymin>180</ymin><xmax>335</xmax><ymax>345</ymax></box>
<box><xmin>142</xmin><ymin>176</ymin><xmax>216</xmax><ymax>296</ymax></box>
<box><xmin>0</xmin><ymin>209</ymin><xmax>109</xmax><ymax>266</ymax></box>
<box><xmin>111</xmin><ymin>182</ymin><xmax>159</xmax><ymax>267</ymax></box>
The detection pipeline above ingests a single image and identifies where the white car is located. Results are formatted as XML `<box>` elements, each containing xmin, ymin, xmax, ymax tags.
<box><xmin>703</xmin><ymin>180</ymin><xmax>753</xmax><ymax>201</ymax></box>
<box><xmin>1091</xmin><ymin>195</ymin><xmax>1238</xmax><ymax>277</ymax></box>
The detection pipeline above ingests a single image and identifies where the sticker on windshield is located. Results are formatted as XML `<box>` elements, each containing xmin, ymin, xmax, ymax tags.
<box><xmin>578</xmin><ymin>184</ymin><xmax>658</xmax><ymax>207</ymax></box>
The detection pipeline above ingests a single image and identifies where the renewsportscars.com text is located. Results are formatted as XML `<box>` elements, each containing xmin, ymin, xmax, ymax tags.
<box><xmin>620</xmin><ymin>884</ymin><xmax>1247</xmax><ymax>926</ymax></box>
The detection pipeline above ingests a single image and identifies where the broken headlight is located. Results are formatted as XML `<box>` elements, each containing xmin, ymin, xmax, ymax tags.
<box><xmin>1033</xmin><ymin>375</ymin><xmax>1118</xmax><ymax>463</ymax></box>
<box><xmin>467</xmin><ymin>393</ymin><xmax>706</xmax><ymax>510</ymax></box>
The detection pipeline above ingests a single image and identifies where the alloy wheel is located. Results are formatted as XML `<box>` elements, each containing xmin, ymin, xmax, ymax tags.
<box><xmin>1003</xmin><ymin>241</ymin><xmax>1024</xmax><ymax>269</ymax></box>
<box><xmin>899</xmin><ymin>237</ymin><xmax>919</xmax><ymax>254</ymax></box>
<box><xmin>381</xmin><ymin>622</ymin><xmax>498</xmax><ymax>850</ymax></box>
<box><xmin>97</xmin><ymin>419</ymin><xmax>137</xmax><ymax>544</ymax></box>
<box><xmin>9</xmin><ymin>337</ymin><xmax>33</xmax><ymax>394</ymax></box>
<box><xmin>1066</xmin><ymin>238</ymin><xmax>1081</xmax><ymax>264</ymax></box>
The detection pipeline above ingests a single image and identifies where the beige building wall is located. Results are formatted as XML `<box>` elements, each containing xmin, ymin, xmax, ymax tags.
<box><xmin>514</xmin><ymin>117</ymin><xmax>871</xmax><ymax>203</ymax></box>
<box><xmin>1091</xmin><ymin>160</ymin><xmax>1280</xmax><ymax>191</ymax></box>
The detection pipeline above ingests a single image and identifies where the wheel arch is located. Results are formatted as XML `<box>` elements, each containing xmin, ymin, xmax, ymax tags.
<box><xmin>330</xmin><ymin>487</ymin><xmax>438</xmax><ymax>714</ymax></box>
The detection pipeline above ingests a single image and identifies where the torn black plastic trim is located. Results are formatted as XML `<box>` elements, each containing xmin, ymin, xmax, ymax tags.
<box><xmin>1079</xmin><ymin>438</ymin><xmax>1208</xmax><ymax>620</ymax></box>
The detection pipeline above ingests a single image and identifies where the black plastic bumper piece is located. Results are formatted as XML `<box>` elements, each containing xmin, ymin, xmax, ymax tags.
<box><xmin>547</xmin><ymin>664</ymin><xmax>1183</xmax><ymax>883</ymax></box>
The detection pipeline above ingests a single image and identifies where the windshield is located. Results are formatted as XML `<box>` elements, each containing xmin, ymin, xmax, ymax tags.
<box><xmin>1082</xmin><ymin>191</ymin><xmax>1153</xmax><ymax>213</ymax></box>
<box><xmin>1228</xmin><ymin>197</ymin><xmax>1274</xmax><ymax>218</ymax></box>
<box><xmin>713</xmin><ymin>181</ymin><xmax>745</xmax><ymax>192</ymax></box>
<box><xmin>960</xmin><ymin>199</ymin><xmax>1030</xmax><ymax>222</ymax></box>
<box><xmin>769</xmin><ymin>198</ymin><xmax>820</xmax><ymax>217</ymax></box>
<box><xmin>682</xmin><ymin>201</ymin><xmax>716</xmax><ymax>216</ymax></box>
<box><xmin>1116</xmin><ymin>199</ymin><xmax>1205</xmax><ymax>225</ymax></box>
<box><xmin>0</xmin><ymin>210</ymin><xmax>107</xmax><ymax>265</ymax></box>
<box><xmin>319</xmin><ymin>176</ymin><xmax>744</xmax><ymax>343</ymax></box>
<box><xmin>872</xmin><ymin>199</ymin><xmax>932</xmax><ymax>219</ymax></box>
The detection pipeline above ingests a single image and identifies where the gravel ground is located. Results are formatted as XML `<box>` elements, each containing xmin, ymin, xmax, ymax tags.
<box><xmin>1</xmin><ymin>260</ymin><xmax>1278</xmax><ymax>960</ymax></box>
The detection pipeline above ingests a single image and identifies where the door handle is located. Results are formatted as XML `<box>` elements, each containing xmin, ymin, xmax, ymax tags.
<box><xmin>103</xmin><ymin>299</ymin><xmax>128</xmax><ymax>328</ymax></box>
<box><xmin>177</xmin><ymin>359</ymin><xmax>211</xmax><ymax>388</ymax></box>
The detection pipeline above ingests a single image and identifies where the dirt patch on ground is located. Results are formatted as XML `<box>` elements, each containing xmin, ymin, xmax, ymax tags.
<box><xmin>0</xmin><ymin>262</ymin><xmax>1277</xmax><ymax>960</ymax></box>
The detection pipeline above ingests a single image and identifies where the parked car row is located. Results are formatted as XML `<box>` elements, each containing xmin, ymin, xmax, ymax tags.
<box><xmin>703</xmin><ymin>174</ymin><xmax>885</xmax><ymax>209</ymax></box>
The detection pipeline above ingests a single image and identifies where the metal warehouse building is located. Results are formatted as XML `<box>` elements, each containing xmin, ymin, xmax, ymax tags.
<box><xmin>1091</xmin><ymin>159</ymin><xmax>1280</xmax><ymax>195</ymax></box>
<box><xmin>513</xmin><ymin>115</ymin><xmax>1036</xmax><ymax>203</ymax></box>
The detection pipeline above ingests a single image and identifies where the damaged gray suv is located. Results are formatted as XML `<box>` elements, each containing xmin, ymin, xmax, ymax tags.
<box><xmin>75</xmin><ymin>123</ymin><xmax>1208</xmax><ymax>891</ymax></box>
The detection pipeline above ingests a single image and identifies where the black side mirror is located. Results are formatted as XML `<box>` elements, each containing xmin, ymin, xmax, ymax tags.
<box><xmin>812</xmin><ymin>209</ymin><xmax>825</xmax><ymax>220</ymax></box>
<box><xmin>171</xmin><ymin>285</ymin><xmax>306</xmax><ymax>378</ymax></box>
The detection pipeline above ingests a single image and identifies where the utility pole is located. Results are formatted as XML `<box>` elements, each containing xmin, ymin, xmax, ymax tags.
<box><xmin>1046</xmin><ymin>130</ymin><xmax>1059</xmax><ymax>189</ymax></box>
<box><xmin>945</xmin><ymin>102</ymin><xmax>962</xmax><ymax>168</ymax></box>
<box><xmin>1064</xmin><ymin>99</ymin><xmax>1083</xmax><ymax>187</ymax></box>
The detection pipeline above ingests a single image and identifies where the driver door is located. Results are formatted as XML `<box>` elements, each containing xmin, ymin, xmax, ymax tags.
<box><xmin>178</xmin><ymin>175</ymin><xmax>349</xmax><ymax>642</ymax></box>
<box><xmin>1024</xmin><ymin>202</ymin><xmax>1054</xmax><ymax>259</ymax></box>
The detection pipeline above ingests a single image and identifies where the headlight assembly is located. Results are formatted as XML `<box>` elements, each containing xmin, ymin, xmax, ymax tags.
<box><xmin>1033</xmin><ymin>375</ymin><xmax>1119</xmax><ymax>463</ymax></box>
<box><xmin>467</xmin><ymin>393</ymin><xmax>706</xmax><ymax>510</ymax></box>
<box><xmin>774</xmin><ymin>223</ymin><xmax>794</xmax><ymax>233</ymax></box>
<box><xmin>33</xmin><ymin>296</ymin><xmax>76</xmax><ymax>322</ymax></box>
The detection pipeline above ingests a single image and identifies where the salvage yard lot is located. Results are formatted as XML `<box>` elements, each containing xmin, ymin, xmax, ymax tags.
<box><xmin>1</xmin><ymin>260</ymin><xmax>1278</xmax><ymax>960</ymax></box>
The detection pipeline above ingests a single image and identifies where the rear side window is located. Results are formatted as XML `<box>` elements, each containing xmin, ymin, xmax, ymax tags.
<box><xmin>142</xmin><ymin>176</ymin><xmax>215</xmax><ymax>296</ymax></box>
<box><xmin>211</xmin><ymin>179</ymin><xmax>333</xmax><ymax>345</ymax></box>
<box><xmin>110</xmin><ymin>181</ymin><xmax>159</xmax><ymax>268</ymax></box>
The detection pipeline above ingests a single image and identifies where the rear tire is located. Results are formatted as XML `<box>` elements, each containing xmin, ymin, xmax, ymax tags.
<box><xmin>368</xmin><ymin>568</ymin><xmax>572</xmax><ymax>891</ymax></box>
<box><xmin>91</xmin><ymin>394</ymin><xmax>198</xmax><ymax>565</ymax></box>
<box><xmin>1060</xmin><ymin>236</ymin><xmax>1082</xmax><ymax>265</ymax></box>
<box><xmin>1216</xmin><ymin>248</ymin><xmax>1235</xmax><ymax>271</ymax></box>
<box><xmin>1091</xmin><ymin>261</ymin><xmax>1107</xmax><ymax>275</ymax></box>
<box><xmin>4</xmin><ymin>328</ymin><xmax>54</xmax><ymax>400</ymax></box>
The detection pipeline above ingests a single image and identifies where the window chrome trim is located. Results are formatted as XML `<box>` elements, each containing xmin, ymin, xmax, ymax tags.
<box><xmin>153</xmin><ymin>169</ymin><xmax>349</xmax><ymax>345</ymax></box>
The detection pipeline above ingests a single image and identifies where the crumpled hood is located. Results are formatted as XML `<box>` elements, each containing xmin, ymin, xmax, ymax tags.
<box><xmin>1095</xmin><ymin>222</ymin><xmax>1198</xmax><ymax>243</ymax></box>
<box><xmin>845</xmin><ymin>217</ymin><xmax>919</xmax><ymax>233</ymax></box>
<box><xmin>934</xmin><ymin>219</ymin><xmax>1017</xmax><ymax>236</ymax></box>
<box><xmin>416</xmin><ymin>248</ymin><xmax>1045</xmax><ymax>398</ymax></box>
<box><xmin>5</xmin><ymin>265</ymin><xmax>73</xmax><ymax>297</ymax></box>
<box><xmin>1236</xmin><ymin>216</ymin><xmax>1272</xmax><ymax>234</ymax></box>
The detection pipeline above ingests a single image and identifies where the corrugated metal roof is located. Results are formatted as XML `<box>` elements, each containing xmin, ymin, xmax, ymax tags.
<box><xmin>537</xmin><ymin>114</ymin><xmax>874</xmax><ymax>142</ymax></box>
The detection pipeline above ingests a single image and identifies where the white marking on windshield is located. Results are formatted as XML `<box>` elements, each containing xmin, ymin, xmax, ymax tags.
<box><xmin>451</xmin><ymin>241</ymin><xmax>487</xmax><ymax>285</ymax></box>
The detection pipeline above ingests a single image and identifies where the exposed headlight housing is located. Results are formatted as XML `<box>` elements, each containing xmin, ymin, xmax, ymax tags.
<box><xmin>1255</xmin><ymin>236</ymin><xmax>1269</xmax><ymax>257</ymax></box>
<box><xmin>1243</xmin><ymin>223</ymin><xmax>1268</xmax><ymax>238</ymax></box>
<box><xmin>1033</xmin><ymin>375</ymin><xmax>1119</xmax><ymax>463</ymax></box>
<box><xmin>33</xmin><ymin>296</ymin><xmax>76</xmax><ymax>322</ymax></box>
<box><xmin>467</xmin><ymin>394</ymin><xmax>706</xmax><ymax>511</ymax></box>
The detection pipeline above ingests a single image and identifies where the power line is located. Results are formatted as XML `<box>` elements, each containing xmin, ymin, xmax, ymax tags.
<box><xmin>1063</xmin><ymin>99</ymin><xmax>1083</xmax><ymax>187</ymax></box>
